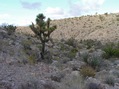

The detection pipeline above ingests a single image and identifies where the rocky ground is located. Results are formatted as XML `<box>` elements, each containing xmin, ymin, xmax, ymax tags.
<box><xmin>0</xmin><ymin>13</ymin><xmax>119</xmax><ymax>89</ymax></box>
<box><xmin>0</xmin><ymin>28</ymin><xmax>119</xmax><ymax>89</ymax></box>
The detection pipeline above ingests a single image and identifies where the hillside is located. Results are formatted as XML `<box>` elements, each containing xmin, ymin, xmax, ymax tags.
<box><xmin>0</xmin><ymin>13</ymin><xmax>119</xmax><ymax>89</ymax></box>
<box><xmin>17</xmin><ymin>13</ymin><xmax>119</xmax><ymax>43</ymax></box>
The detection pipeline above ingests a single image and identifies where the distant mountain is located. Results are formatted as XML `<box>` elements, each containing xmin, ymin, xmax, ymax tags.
<box><xmin>17</xmin><ymin>13</ymin><xmax>119</xmax><ymax>43</ymax></box>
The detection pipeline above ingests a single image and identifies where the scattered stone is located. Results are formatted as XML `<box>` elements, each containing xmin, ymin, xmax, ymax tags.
<box><xmin>51</xmin><ymin>72</ymin><xmax>64</xmax><ymax>82</ymax></box>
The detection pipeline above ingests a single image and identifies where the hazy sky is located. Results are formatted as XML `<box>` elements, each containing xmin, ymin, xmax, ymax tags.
<box><xmin>0</xmin><ymin>0</ymin><xmax>119</xmax><ymax>26</ymax></box>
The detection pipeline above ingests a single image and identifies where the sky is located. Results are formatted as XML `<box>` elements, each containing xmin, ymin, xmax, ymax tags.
<box><xmin>0</xmin><ymin>0</ymin><xmax>119</xmax><ymax>26</ymax></box>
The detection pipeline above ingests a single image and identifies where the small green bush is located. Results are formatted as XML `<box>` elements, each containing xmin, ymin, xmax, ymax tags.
<box><xmin>117</xmin><ymin>18</ymin><xmax>119</xmax><ymax>21</ymax></box>
<box><xmin>65</xmin><ymin>37</ymin><xmax>77</xmax><ymax>48</ymax></box>
<box><xmin>105</xmin><ymin>76</ymin><xmax>115</xmax><ymax>86</ymax></box>
<box><xmin>22</xmin><ymin>40</ymin><xmax>32</xmax><ymax>49</ymax></box>
<box><xmin>68</xmin><ymin>48</ymin><xmax>78</xmax><ymax>58</ymax></box>
<box><xmin>99</xmin><ymin>15</ymin><xmax>105</xmax><ymax>21</ymax></box>
<box><xmin>80</xmin><ymin>66</ymin><xmax>96</xmax><ymax>77</ymax></box>
<box><xmin>114</xmin><ymin>49</ymin><xmax>119</xmax><ymax>57</ymax></box>
<box><xmin>89</xmin><ymin>55</ymin><xmax>101</xmax><ymax>69</ymax></box>
<box><xmin>81</xmin><ymin>52</ymin><xmax>89</xmax><ymax>64</ymax></box>
<box><xmin>117</xmin><ymin>42</ymin><xmax>119</xmax><ymax>48</ymax></box>
<box><xmin>104</xmin><ymin>12</ymin><xmax>108</xmax><ymax>16</ymax></box>
<box><xmin>80</xmin><ymin>39</ymin><xmax>102</xmax><ymax>49</ymax></box>
<box><xmin>60</xmin><ymin>43</ymin><xmax>70</xmax><ymax>51</ymax></box>
<box><xmin>3</xmin><ymin>24</ymin><xmax>16</xmax><ymax>35</ymax></box>
<box><xmin>81</xmin><ymin>53</ymin><xmax>101</xmax><ymax>69</ymax></box>
<box><xmin>113</xmin><ymin>71</ymin><xmax>119</xmax><ymax>78</ymax></box>
<box><xmin>83</xmin><ymin>39</ymin><xmax>94</xmax><ymax>49</ymax></box>
<box><xmin>28</xmin><ymin>54</ymin><xmax>37</xmax><ymax>64</ymax></box>
<box><xmin>102</xmin><ymin>43</ymin><xmax>119</xmax><ymax>58</ymax></box>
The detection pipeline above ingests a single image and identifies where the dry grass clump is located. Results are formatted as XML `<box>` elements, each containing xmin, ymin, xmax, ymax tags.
<box><xmin>80</xmin><ymin>65</ymin><xmax>96</xmax><ymax>77</ymax></box>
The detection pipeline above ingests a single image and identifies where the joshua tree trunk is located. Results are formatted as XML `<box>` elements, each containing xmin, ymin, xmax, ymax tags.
<box><xmin>41</xmin><ymin>42</ymin><xmax>45</xmax><ymax>59</ymax></box>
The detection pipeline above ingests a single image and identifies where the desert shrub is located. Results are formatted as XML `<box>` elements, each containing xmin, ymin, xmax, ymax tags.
<box><xmin>80</xmin><ymin>39</ymin><xmax>102</xmax><ymax>49</ymax></box>
<box><xmin>65</xmin><ymin>37</ymin><xmax>77</xmax><ymax>48</ymax></box>
<box><xmin>28</xmin><ymin>54</ymin><xmax>37</xmax><ymax>64</ymax></box>
<box><xmin>116</xmin><ymin>14</ymin><xmax>119</xmax><ymax>17</ymax></box>
<box><xmin>60</xmin><ymin>72</ymin><xmax>84</xmax><ymax>89</ymax></box>
<box><xmin>102</xmin><ymin>43</ymin><xmax>119</xmax><ymax>58</ymax></box>
<box><xmin>80</xmin><ymin>66</ymin><xmax>96</xmax><ymax>77</ymax></box>
<box><xmin>68</xmin><ymin>48</ymin><xmax>78</xmax><ymax>58</ymax></box>
<box><xmin>99</xmin><ymin>15</ymin><xmax>105</xmax><ymax>21</ymax></box>
<box><xmin>22</xmin><ymin>40</ymin><xmax>32</xmax><ymax>56</ymax></box>
<box><xmin>37</xmin><ymin>45</ymin><xmax>42</xmax><ymax>50</ymax></box>
<box><xmin>83</xmin><ymin>39</ymin><xmax>94</xmax><ymax>49</ymax></box>
<box><xmin>60</xmin><ymin>43</ymin><xmax>69</xmax><ymax>51</ymax></box>
<box><xmin>22</xmin><ymin>40</ymin><xmax>32</xmax><ymax>50</ymax></box>
<box><xmin>81</xmin><ymin>53</ymin><xmax>101</xmax><ymax>69</ymax></box>
<box><xmin>0</xmin><ymin>40</ymin><xmax>9</xmax><ymax>51</ymax></box>
<box><xmin>3</xmin><ymin>24</ymin><xmax>16</xmax><ymax>35</ymax></box>
<box><xmin>113</xmin><ymin>71</ymin><xmax>119</xmax><ymax>78</ymax></box>
<box><xmin>105</xmin><ymin>76</ymin><xmax>115</xmax><ymax>86</ymax></box>
<box><xmin>81</xmin><ymin>52</ymin><xmax>90</xmax><ymax>64</ymax></box>
<box><xmin>20</xmin><ymin>80</ymin><xmax>40</xmax><ymax>89</ymax></box>
<box><xmin>117</xmin><ymin>18</ymin><xmax>119</xmax><ymax>21</ymax></box>
<box><xmin>117</xmin><ymin>42</ymin><xmax>119</xmax><ymax>48</ymax></box>
<box><xmin>60</xmin><ymin>44</ymin><xmax>65</xmax><ymax>51</ymax></box>
<box><xmin>104</xmin><ymin>12</ymin><xmax>108</xmax><ymax>16</ymax></box>
<box><xmin>114</xmin><ymin>49</ymin><xmax>119</xmax><ymax>57</ymax></box>
<box><xmin>89</xmin><ymin>55</ymin><xmax>101</xmax><ymax>69</ymax></box>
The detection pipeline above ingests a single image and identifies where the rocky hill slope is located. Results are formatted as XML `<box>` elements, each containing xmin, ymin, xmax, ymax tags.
<box><xmin>0</xmin><ymin>13</ymin><xmax>119</xmax><ymax>89</ymax></box>
<box><xmin>17</xmin><ymin>13</ymin><xmax>119</xmax><ymax>43</ymax></box>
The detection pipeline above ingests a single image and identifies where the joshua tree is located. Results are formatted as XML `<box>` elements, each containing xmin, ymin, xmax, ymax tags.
<box><xmin>30</xmin><ymin>13</ymin><xmax>56</xmax><ymax>60</ymax></box>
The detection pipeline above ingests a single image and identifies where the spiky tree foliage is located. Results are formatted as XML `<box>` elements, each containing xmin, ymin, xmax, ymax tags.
<box><xmin>30</xmin><ymin>13</ymin><xmax>56</xmax><ymax>60</ymax></box>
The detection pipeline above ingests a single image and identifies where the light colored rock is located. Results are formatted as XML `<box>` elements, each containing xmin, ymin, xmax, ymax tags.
<box><xmin>71</xmin><ymin>71</ymin><xmax>80</xmax><ymax>77</ymax></box>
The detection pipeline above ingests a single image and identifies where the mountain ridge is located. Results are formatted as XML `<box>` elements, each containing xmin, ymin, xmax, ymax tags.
<box><xmin>17</xmin><ymin>12</ymin><xmax>119</xmax><ymax>43</ymax></box>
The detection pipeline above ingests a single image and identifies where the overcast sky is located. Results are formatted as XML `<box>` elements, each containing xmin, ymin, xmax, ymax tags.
<box><xmin>0</xmin><ymin>0</ymin><xmax>119</xmax><ymax>26</ymax></box>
